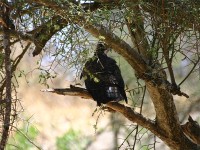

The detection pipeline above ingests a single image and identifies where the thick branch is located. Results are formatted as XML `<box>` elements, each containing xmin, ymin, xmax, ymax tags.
<box><xmin>0</xmin><ymin>3</ymin><xmax>12</xmax><ymax>149</ymax></box>
<box><xmin>106</xmin><ymin>102</ymin><xmax>158</xmax><ymax>133</ymax></box>
<box><xmin>42</xmin><ymin>86</ymin><xmax>162</xmax><ymax>137</ymax></box>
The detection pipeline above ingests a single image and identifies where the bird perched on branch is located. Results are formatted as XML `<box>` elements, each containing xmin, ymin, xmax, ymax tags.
<box><xmin>81</xmin><ymin>41</ymin><xmax>127</xmax><ymax>106</ymax></box>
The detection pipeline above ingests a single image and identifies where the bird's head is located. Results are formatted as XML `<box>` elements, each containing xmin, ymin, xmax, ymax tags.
<box><xmin>95</xmin><ymin>41</ymin><xmax>110</xmax><ymax>55</ymax></box>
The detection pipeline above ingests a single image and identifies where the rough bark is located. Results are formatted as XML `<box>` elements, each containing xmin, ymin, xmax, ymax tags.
<box><xmin>0</xmin><ymin>2</ymin><xmax>12</xmax><ymax>149</ymax></box>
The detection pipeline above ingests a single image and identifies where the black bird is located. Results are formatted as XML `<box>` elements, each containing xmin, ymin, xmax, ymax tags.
<box><xmin>81</xmin><ymin>42</ymin><xmax>127</xmax><ymax>106</ymax></box>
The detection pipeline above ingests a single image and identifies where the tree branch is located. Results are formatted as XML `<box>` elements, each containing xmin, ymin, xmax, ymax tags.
<box><xmin>41</xmin><ymin>85</ymin><xmax>91</xmax><ymax>99</ymax></box>
<box><xmin>41</xmin><ymin>86</ymin><xmax>163</xmax><ymax>136</ymax></box>
<box><xmin>42</xmin><ymin>86</ymin><xmax>200</xmax><ymax>148</ymax></box>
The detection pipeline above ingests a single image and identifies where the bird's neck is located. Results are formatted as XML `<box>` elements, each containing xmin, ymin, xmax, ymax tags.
<box><xmin>95</xmin><ymin>52</ymin><xmax>107</xmax><ymax>57</ymax></box>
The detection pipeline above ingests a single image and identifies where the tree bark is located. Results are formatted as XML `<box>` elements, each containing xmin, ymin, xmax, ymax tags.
<box><xmin>0</xmin><ymin>2</ymin><xmax>12</xmax><ymax>149</ymax></box>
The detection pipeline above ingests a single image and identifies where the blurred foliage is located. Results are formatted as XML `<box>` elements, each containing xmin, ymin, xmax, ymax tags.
<box><xmin>56</xmin><ymin>128</ymin><xmax>88</xmax><ymax>150</ymax></box>
<box><xmin>6</xmin><ymin>125</ymin><xmax>39</xmax><ymax>150</ymax></box>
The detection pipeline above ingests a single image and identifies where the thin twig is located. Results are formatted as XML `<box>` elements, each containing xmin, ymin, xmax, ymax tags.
<box><xmin>11</xmin><ymin>126</ymin><xmax>42</xmax><ymax>150</ymax></box>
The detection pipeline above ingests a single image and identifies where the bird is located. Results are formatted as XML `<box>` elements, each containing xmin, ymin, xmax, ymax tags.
<box><xmin>80</xmin><ymin>41</ymin><xmax>127</xmax><ymax>106</ymax></box>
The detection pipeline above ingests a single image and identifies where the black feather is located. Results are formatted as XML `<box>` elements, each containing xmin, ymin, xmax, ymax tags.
<box><xmin>81</xmin><ymin>42</ymin><xmax>127</xmax><ymax>106</ymax></box>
